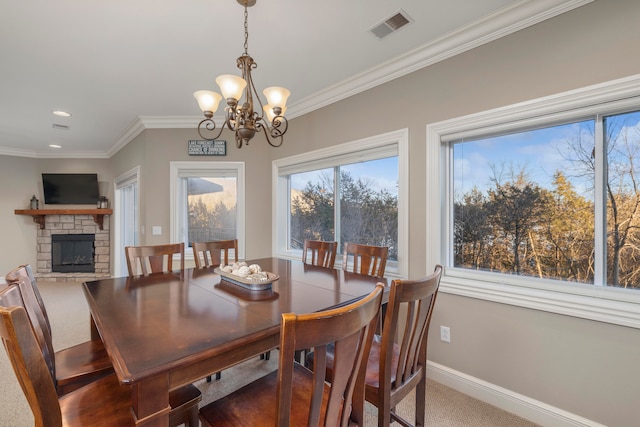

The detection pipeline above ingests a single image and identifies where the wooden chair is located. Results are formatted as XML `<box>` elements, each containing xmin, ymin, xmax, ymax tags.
<box><xmin>342</xmin><ymin>242</ymin><xmax>388</xmax><ymax>278</ymax></box>
<box><xmin>0</xmin><ymin>283</ymin><xmax>202</xmax><ymax>426</ymax></box>
<box><xmin>199</xmin><ymin>283</ymin><xmax>385</xmax><ymax>427</ymax></box>
<box><xmin>308</xmin><ymin>265</ymin><xmax>443</xmax><ymax>427</ymax></box>
<box><xmin>192</xmin><ymin>239</ymin><xmax>238</xmax><ymax>268</ymax></box>
<box><xmin>125</xmin><ymin>242</ymin><xmax>185</xmax><ymax>276</ymax></box>
<box><xmin>5</xmin><ymin>264</ymin><xmax>114</xmax><ymax>395</ymax></box>
<box><xmin>302</xmin><ymin>239</ymin><xmax>337</xmax><ymax>269</ymax></box>
<box><xmin>193</xmin><ymin>239</ymin><xmax>238</xmax><ymax>382</ymax></box>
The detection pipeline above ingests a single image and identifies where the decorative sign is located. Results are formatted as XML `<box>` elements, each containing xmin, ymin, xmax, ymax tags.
<box><xmin>188</xmin><ymin>140</ymin><xmax>227</xmax><ymax>156</ymax></box>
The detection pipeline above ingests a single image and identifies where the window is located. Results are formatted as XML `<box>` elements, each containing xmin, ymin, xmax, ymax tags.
<box><xmin>427</xmin><ymin>75</ymin><xmax>640</xmax><ymax>328</ymax></box>
<box><xmin>274</xmin><ymin>129</ymin><xmax>408</xmax><ymax>276</ymax></box>
<box><xmin>170</xmin><ymin>161</ymin><xmax>245</xmax><ymax>260</ymax></box>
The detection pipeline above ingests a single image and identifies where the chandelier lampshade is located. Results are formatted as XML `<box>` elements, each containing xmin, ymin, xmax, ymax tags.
<box><xmin>193</xmin><ymin>0</ymin><xmax>290</xmax><ymax>148</ymax></box>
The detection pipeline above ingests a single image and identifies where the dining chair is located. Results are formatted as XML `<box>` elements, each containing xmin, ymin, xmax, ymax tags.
<box><xmin>302</xmin><ymin>239</ymin><xmax>337</xmax><ymax>269</ymax></box>
<box><xmin>0</xmin><ymin>283</ymin><xmax>202</xmax><ymax>426</ymax></box>
<box><xmin>4</xmin><ymin>264</ymin><xmax>114</xmax><ymax>395</ymax></box>
<box><xmin>125</xmin><ymin>242</ymin><xmax>185</xmax><ymax>276</ymax></box>
<box><xmin>192</xmin><ymin>239</ymin><xmax>238</xmax><ymax>268</ymax></box>
<box><xmin>342</xmin><ymin>242</ymin><xmax>388</xmax><ymax>278</ymax></box>
<box><xmin>193</xmin><ymin>239</ymin><xmax>238</xmax><ymax>382</ymax></box>
<box><xmin>199</xmin><ymin>283</ymin><xmax>385</xmax><ymax>427</ymax></box>
<box><xmin>307</xmin><ymin>265</ymin><xmax>443</xmax><ymax>427</ymax></box>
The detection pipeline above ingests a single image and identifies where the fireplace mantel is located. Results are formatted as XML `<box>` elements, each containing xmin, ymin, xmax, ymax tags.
<box><xmin>15</xmin><ymin>208</ymin><xmax>113</xmax><ymax>230</ymax></box>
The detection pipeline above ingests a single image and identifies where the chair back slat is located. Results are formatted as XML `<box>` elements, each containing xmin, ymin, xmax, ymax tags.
<box><xmin>125</xmin><ymin>243</ymin><xmax>185</xmax><ymax>276</ymax></box>
<box><xmin>0</xmin><ymin>285</ymin><xmax>62</xmax><ymax>425</ymax></box>
<box><xmin>383</xmin><ymin>265</ymin><xmax>442</xmax><ymax>392</ymax></box>
<box><xmin>192</xmin><ymin>240</ymin><xmax>238</xmax><ymax>269</ymax></box>
<box><xmin>302</xmin><ymin>240</ymin><xmax>337</xmax><ymax>269</ymax></box>
<box><xmin>342</xmin><ymin>242</ymin><xmax>388</xmax><ymax>278</ymax></box>
<box><xmin>277</xmin><ymin>283</ymin><xmax>384</xmax><ymax>427</ymax></box>
<box><xmin>4</xmin><ymin>268</ymin><xmax>57</xmax><ymax>383</ymax></box>
<box><xmin>5</xmin><ymin>264</ymin><xmax>51</xmax><ymax>332</ymax></box>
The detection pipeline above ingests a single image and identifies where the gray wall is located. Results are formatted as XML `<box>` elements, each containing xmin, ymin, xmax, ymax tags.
<box><xmin>2</xmin><ymin>1</ymin><xmax>639</xmax><ymax>424</ymax></box>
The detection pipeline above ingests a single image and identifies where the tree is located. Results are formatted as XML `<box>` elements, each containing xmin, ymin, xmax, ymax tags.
<box><xmin>290</xmin><ymin>169</ymin><xmax>398</xmax><ymax>260</ymax></box>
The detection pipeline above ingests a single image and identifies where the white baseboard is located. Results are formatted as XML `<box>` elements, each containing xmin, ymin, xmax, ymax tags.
<box><xmin>426</xmin><ymin>361</ymin><xmax>606</xmax><ymax>427</ymax></box>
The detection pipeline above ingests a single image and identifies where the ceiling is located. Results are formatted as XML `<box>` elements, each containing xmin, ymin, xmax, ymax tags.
<box><xmin>0</xmin><ymin>0</ymin><xmax>589</xmax><ymax>158</ymax></box>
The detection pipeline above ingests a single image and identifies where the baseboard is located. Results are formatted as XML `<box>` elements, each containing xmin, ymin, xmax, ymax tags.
<box><xmin>426</xmin><ymin>361</ymin><xmax>606</xmax><ymax>427</ymax></box>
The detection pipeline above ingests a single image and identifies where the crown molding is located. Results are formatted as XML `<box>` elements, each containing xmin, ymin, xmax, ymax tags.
<box><xmin>288</xmin><ymin>0</ymin><xmax>594</xmax><ymax>118</ymax></box>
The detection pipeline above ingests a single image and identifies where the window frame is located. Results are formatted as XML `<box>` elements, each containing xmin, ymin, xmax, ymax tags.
<box><xmin>170</xmin><ymin>161</ymin><xmax>245</xmax><ymax>261</ymax></box>
<box><xmin>273</xmin><ymin>129</ymin><xmax>409</xmax><ymax>278</ymax></box>
<box><xmin>427</xmin><ymin>74</ymin><xmax>640</xmax><ymax>329</ymax></box>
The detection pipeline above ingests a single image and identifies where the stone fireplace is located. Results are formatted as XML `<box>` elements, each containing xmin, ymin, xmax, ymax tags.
<box><xmin>36</xmin><ymin>213</ymin><xmax>110</xmax><ymax>282</ymax></box>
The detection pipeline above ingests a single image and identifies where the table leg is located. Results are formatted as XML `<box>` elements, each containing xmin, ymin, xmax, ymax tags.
<box><xmin>90</xmin><ymin>315</ymin><xmax>101</xmax><ymax>341</ymax></box>
<box><xmin>131</xmin><ymin>376</ymin><xmax>171</xmax><ymax>426</ymax></box>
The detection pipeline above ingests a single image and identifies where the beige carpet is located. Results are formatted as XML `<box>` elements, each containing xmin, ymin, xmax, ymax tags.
<box><xmin>0</xmin><ymin>280</ymin><xmax>540</xmax><ymax>426</ymax></box>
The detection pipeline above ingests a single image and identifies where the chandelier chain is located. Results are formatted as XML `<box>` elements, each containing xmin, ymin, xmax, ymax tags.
<box><xmin>243</xmin><ymin>6</ymin><xmax>249</xmax><ymax>54</ymax></box>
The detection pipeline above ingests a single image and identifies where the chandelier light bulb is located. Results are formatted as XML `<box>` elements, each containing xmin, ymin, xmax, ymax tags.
<box><xmin>263</xmin><ymin>87</ymin><xmax>290</xmax><ymax>109</ymax></box>
<box><xmin>215</xmin><ymin>74</ymin><xmax>247</xmax><ymax>101</ymax></box>
<box><xmin>264</xmin><ymin>104</ymin><xmax>287</xmax><ymax>122</ymax></box>
<box><xmin>193</xmin><ymin>90</ymin><xmax>222</xmax><ymax>116</ymax></box>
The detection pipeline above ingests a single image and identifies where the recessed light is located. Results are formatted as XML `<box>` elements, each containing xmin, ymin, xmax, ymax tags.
<box><xmin>52</xmin><ymin>110</ymin><xmax>71</xmax><ymax>117</ymax></box>
<box><xmin>49</xmin><ymin>144</ymin><xmax>62</xmax><ymax>148</ymax></box>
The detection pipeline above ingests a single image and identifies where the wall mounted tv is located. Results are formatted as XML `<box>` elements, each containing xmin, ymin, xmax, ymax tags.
<box><xmin>42</xmin><ymin>173</ymin><xmax>100</xmax><ymax>205</ymax></box>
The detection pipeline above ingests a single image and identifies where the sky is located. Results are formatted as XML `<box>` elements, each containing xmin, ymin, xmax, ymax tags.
<box><xmin>290</xmin><ymin>156</ymin><xmax>398</xmax><ymax>196</ymax></box>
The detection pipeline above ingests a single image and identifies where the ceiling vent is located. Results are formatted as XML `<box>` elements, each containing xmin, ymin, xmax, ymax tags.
<box><xmin>52</xmin><ymin>124</ymin><xmax>70</xmax><ymax>130</ymax></box>
<box><xmin>370</xmin><ymin>10</ymin><xmax>412</xmax><ymax>39</ymax></box>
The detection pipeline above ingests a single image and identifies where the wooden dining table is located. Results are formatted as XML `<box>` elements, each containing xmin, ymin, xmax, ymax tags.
<box><xmin>82</xmin><ymin>257</ymin><xmax>388</xmax><ymax>426</ymax></box>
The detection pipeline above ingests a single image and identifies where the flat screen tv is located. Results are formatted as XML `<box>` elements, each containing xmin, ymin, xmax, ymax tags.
<box><xmin>42</xmin><ymin>173</ymin><xmax>100</xmax><ymax>205</ymax></box>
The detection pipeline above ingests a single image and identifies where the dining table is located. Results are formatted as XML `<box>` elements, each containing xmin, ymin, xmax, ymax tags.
<box><xmin>82</xmin><ymin>257</ymin><xmax>389</xmax><ymax>426</ymax></box>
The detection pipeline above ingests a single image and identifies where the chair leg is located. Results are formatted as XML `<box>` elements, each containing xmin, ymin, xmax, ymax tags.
<box><xmin>187</xmin><ymin>404</ymin><xmax>199</xmax><ymax>427</ymax></box>
<box><xmin>206</xmin><ymin>372</ymin><xmax>222</xmax><ymax>382</ymax></box>
<box><xmin>415</xmin><ymin>376</ymin><xmax>426</xmax><ymax>427</ymax></box>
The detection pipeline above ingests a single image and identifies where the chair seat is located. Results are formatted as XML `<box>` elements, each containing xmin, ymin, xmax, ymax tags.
<box><xmin>200</xmin><ymin>363</ymin><xmax>331</xmax><ymax>426</ymax></box>
<box><xmin>363</xmin><ymin>336</ymin><xmax>400</xmax><ymax>388</ymax></box>
<box><xmin>60</xmin><ymin>373</ymin><xmax>202</xmax><ymax>426</ymax></box>
<box><xmin>306</xmin><ymin>335</ymin><xmax>401</xmax><ymax>389</ymax></box>
<box><xmin>55</xmin><ymin>340</ymin><xmax>115</xmax><ymax>395</ymax></box>
<box><xmin>59</xmin><ymin>374</ymin><xmax>134</xmax><ymax>425</ymax></box>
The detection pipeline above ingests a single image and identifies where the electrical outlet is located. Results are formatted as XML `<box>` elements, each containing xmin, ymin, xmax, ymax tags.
<box><xmin>440</xmin><ymin>326</ymin><xmax>451</xmax><ymax>343</ymax></box>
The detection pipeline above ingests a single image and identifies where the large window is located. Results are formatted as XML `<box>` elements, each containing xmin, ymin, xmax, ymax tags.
<box><xmin>427</xmin><ymin>75</ymin><xmax>640</xmax><ymax>327</ymax></box>
<box><xmin>170</xmin><ymin>161</ymin><xmax>245</xmax><ymax>260</ymax></box>
<box><xmin>453</xmin><ymin>111</ymin><xmax>640</xmax><ymax>289</ymax></box>
<box><xmin>274</xmin><ymin>130</ymin><xmax>408</xmax><ymax>276</ymax></box>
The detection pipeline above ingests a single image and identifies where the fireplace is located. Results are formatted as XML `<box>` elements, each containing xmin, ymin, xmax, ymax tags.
<box><xmin>51</xmin><ymin>234</ymin><xmax>95</xmax><ymax>273</ymax></box>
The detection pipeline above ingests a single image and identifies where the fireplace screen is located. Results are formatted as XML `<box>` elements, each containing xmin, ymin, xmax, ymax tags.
<box><xmin>51</xmin><ymin>234</ymin><xmax>95</xmax><ymax>273</ymax></box>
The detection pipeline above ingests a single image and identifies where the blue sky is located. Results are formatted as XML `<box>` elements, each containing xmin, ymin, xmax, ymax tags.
<box><xmin>290</xmin><ymin>156</ymin><xmax>399</xmax><ymax>196</ymax></box>
<box><xmin>453</xmin><ymin>121</ymin><xmax>594</xmax><ymax>198</ymax></box>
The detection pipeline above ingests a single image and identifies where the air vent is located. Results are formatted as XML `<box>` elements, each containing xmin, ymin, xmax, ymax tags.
<box><xmin>370</xmin><ymin>10</ymin><xmax>412</xmax><ymax>39</ymax></box>
<box><xmin>52</xmin><ymin>124</ymin><xmax>69</xmax><ymax>130</ymax></box>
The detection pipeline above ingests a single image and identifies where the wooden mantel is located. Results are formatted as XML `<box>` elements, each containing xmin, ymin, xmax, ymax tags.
<box><xmin>14</xmin><ymin>209</ymin><xmax>113</xmax><ymax>230</ymax></box>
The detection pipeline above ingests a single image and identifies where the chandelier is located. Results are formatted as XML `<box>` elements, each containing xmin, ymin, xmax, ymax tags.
<box><xmin>193</xmin><ymin>0</ymin><xmax>290</xmax><ymax>149</ymax></box>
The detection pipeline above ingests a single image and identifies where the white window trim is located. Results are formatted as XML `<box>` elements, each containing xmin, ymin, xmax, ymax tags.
<box><xmin>272</xmin><ymin>129</ymin><xmax>409</xmax><ymax>278</ymax></box>
<box><xmin>169</xmin><ymin>161</ymin><xmax>246</xmax><ymax>261</ymax></box>
<box><xmin>426</xmin><ymin>73</ymin><xmax>640</xmax><ymax>329</ymax></box>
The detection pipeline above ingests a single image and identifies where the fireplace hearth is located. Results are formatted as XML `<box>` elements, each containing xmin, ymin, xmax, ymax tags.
<box><xmin>51</xmin><ymin>234</ymin><xmax>95</xmax><ymax>273</ymax></box>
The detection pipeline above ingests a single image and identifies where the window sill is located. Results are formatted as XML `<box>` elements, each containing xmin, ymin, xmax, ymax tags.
<box><xmin>442</xmin><ymin>268</ymin><xmax>640</xmax><ymax>329</ymax></box>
